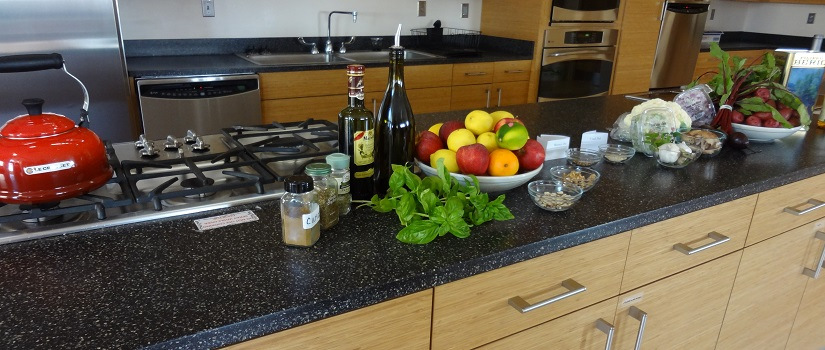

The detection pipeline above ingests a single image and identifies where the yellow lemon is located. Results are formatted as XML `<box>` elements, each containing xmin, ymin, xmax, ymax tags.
<box><xmin>476</xmin><ymin>132</ymin><xmax>499</xmax><ymax>152</ymax></box>
<box><xmin>428</xmin><ymin>122</ymin><xmax>443</xmax><ymax>135</ymax></box>
<box><xmin>446</xmin><ymin>128</ymin><xmax>476</xmax><ymax>152</ymax></box>
<box><xmin>464</xmin><ymin>110</ymin><xmax>494</xmax><ymax>135</ymax></box>
<box><xmin>429</xmin><ymin>149</ymin><xmax>459</xmax><ymax>173</ymax></box>
<box><xmin>490</xmin><ymin>110</ymin><xmax>515</xmax><ymax>125</ymax></box>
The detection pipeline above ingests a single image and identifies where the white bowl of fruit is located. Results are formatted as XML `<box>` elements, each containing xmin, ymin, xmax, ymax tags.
<box><xmin>415</xmin><ymin>110</ymin><xmax>545</xmax><ymax>193</ymax></box>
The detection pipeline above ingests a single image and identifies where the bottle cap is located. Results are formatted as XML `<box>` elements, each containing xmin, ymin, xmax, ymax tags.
<box><xmin>284</xmin><ymin>175</ymin><xmax>313</xmax><ymax>193</ymax></box>
<box><xmin>305</xmin><ymin>162</ymin><xmax>332</xmax><ymax>176</ymax></box>
<box><xmin>326</xmin><ymin>153</ymin><xmax>350</xmax><ymax>170</ymax></box>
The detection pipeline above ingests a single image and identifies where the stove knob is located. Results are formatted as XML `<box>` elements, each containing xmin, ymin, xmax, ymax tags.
<box><xmin>191</xmin><ymin>136</ymin><xmax>211</xmax><ymax>152</ymax></box>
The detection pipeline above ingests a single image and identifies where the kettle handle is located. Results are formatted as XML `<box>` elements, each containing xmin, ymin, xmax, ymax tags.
<box><xmin>0</xmin><ymin>53</ymin><xmax>91</xmax><ymax>127</ymax></box>
<box><xmin>0</xmin><ymin>53</ymin><xmax>63</xmax><ymax>73</ymax></box>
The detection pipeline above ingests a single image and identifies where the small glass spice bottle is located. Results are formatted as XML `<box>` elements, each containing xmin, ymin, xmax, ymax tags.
<box><xmin>326</xmin><ymin>153</ymin><xmax>352</xmax><ymax>216</ymax></box>
<box><xmin>280</xmin><ymin>175</ymin><xmax>320</xmax><ymax>247</ymax></box>
<box><xmin>304</xmin><ymin>163</ymin><xmax>340</xmax><ymax>230</ymax></box>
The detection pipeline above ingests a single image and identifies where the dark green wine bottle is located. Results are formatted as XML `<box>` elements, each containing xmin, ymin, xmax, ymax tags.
<box><xmin>338</xmin><ymin>64</ymin><xmax>375</xmax><ymax>200</ymax></box>
<box><xmin>373</xmin><ymin>46</ymin><xmax>416</xmax><ymax>196</ymax></box>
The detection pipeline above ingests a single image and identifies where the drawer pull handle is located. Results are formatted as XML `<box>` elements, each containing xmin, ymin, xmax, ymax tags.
<box><xmin>783</xmin><ymin>199</ymin><xmax>825</xmax><ymax>216</ymax></box>
<box><xmin>629</xmin><ymin>306</ymin><xmax>648</xmax><ymax>350</ymax></box>
<box><xmin>485</xmin><ymin>88</ymin><xmax>491</xmax><ymax>108</ymax></box>
<box><xmin>673</xmin><ymin>231</ymin><xmax>730</xmax><ymax>255</ymax></box>
<box><xmin>803</xmin><ymin>231</ymin><xmax>825</xmax><ymax>279</ymax></box>
<box><xmin>464</xmin><ymin>72</ymin><xmax>488</xmax><ymax>76</ymax></box>
<box><xmin>504</xmin><ymin>69</ymin><xmax>525</xmax><ymax>73</ymax></box>
<box><xmin>497</xmin><ymin>88</ymin><xmax>502</xmax><ymax>107</ymax></box>
<box><xmin>595</xmin><ymin>318</ymin><xmax>615</xmax><ymax>350</ymax></box>
<box><xmin>508</xmin><ymin>278</ymin><xmax>586</xmax><ymax>313</ymax></box>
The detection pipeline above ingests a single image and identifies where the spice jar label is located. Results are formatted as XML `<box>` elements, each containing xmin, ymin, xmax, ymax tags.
<box><xmin>302</xmin><ymin>203</ymin><xmax>320</xmax><ymax>229</ymax></box>
<box><xmin>334</xmin><ymin>173</ymin><xmax>351</xmax><ymax>194</ymax></box>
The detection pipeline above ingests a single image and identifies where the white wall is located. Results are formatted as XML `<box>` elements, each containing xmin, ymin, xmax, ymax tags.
<box><xmin>117</xmin><ymin>0</ymin><xmax>483</xmax><ymax>40</ymax></box>
<box><xmin>706</xmin><ymin>0</ymin><xmax>825</xmax><ymax>37</ymax></box>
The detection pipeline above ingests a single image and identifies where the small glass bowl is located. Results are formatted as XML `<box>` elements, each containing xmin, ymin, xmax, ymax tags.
<box><xmin>653</xmin><ymin>143</ymin><xmax>702</xmax><ymax>168</ymax></box>
<box><xmin>566</xmin><ymin>148</ymin><xmax>603</xmax><ymax>167</ymax></box>
<box><xmin>527</xmin><ymin>180</ymin><xmax>583</xmax><ymax>212</ymax></box>
<box><xmin>549</xmin><ymin>165</ymin><xmax>601</xmax><ymax>192</ymax></box>
<box><xmin>684</xmin><ymin>129</ymin><xmax>726</xmax><ymax>157</ymax></box>
<box><xmin>599</xmin><ymin>144</ymin><xmax>636</xmax><ymax>164</ymax></box>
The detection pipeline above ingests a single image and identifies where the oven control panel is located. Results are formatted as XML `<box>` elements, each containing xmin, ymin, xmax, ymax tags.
<box><xmin>544</xmin><ymin>28</ymin><xmax>618</xmax><ymax>48</ymax></box>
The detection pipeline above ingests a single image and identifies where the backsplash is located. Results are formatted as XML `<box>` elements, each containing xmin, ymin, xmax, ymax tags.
<box><xmin>707</xmin><ymin>0</ymin><xmax>825</xmax><ymax>37</ymax></box>
<box><xmin>117</xmin><ymin>0</ymin><xmax>483</xmax><ymax>40</ymax></box>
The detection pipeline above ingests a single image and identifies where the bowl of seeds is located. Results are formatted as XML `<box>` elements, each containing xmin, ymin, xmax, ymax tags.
<box><xmin>566</xmin><ymin>148</ymin><xmax>603</xmax><ymax>167</ymax></box>
<box><xmin>527</xmin><ymin>180</ymin><xmax>583</xmax><ymax>212</ymax></box>
<box><xmin>599</xmin><ymin>144</ymin><xmax>636</xmax><ymax>164</ymax></box>
<box><xmin>548</xmin><ymin>165</ymin><xmax>601</xmax><ymax>192</ymax></box>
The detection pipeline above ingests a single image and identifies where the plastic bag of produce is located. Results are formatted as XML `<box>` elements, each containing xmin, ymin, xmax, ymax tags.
<box><xmin>674</xmin><ymin>84</ymin><xmax>716</xmax><ymax>127</ymax></box>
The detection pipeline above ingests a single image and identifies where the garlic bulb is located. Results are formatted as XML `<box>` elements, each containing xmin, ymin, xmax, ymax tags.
<box><xmin>657</xmin><ymin>143</ymin><xmax>681</xmax><ymax>163</ymax></box>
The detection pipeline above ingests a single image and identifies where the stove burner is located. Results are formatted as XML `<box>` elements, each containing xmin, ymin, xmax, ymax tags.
<box><xmin>180</xmin><ymin>177</ymin><xmax>216</xmax><ymax>189</ymax></box>
<box><xmin>184</xmin><ymin>130</ymin><xmax>198</xmax><ymax>144</ymax></box>
<box><xmin>164</xmin><ymin>135</ymin><xmax>181</xmax><ymax>150</ymax></box>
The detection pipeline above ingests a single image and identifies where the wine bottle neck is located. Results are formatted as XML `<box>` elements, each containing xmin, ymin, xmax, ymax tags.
<box><xmin>388</xmin><ymin>48</ymin><xmax>405</xmax><ymax>84</ymax></box>
<box><xmin>347</xmin><ymin>68</ymin><xmax>366</xmax><ymax>108</ymax></box>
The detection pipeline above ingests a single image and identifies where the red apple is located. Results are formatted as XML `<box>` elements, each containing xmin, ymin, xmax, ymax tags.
<box><xmin>456</xmin><ymin>143</ymin><xmax>490</xmax><ymax>176</ymax></box>
<box><xmin>415</xmin><ymin>131</ymin><xmax>444</xmax><ymax>162</ymax></box>
<box><xmin>493</xmin><ymin>118</ymin><xmax>524</xmax><ymax>132</ymax></box>
<box><xmin>438</xmin><ymin>120</ymin><xmax>465</xmax><ymax>144</ymax></box>
<box><xmin>515</xmin><ymin>139</ymin><xmax>545</xmax><ymax>171</ymax></box>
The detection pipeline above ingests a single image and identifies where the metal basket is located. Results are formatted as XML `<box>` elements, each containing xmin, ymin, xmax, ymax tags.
<box><xmin>410</xmin><ymin>27</ymin><xmax>481</xmax><ymax>49</ymax></box>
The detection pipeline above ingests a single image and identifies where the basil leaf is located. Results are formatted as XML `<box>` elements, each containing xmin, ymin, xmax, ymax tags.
<box><xmin>404</xmin><ymin>167</ymin><xmax>422</xmax><ymax>192</ymax></box>
<box><xmin>418</xmin><ymin>189</ymin><xmax>440</xmax><ymax>215</ymax></box>
<box><xmin>490</xmin><ymin>195</ymin><xmax>515</xmax><ymax>221</ymax></box>
<box><xmin>396</xmin><ymin>220</ymin><xmax>440</xmax><ymax>244</ymax></box>
<box><xmin>436</xmin><ymin>159</ymin><xmax>452</xmax><ymax>194</ymax></box>
<box><xmin>396</xmin><ymin>192</ymin><xmax>417</xmax><ymax>225</ymax></box>
<box><xmin>448</xmin><ymin>218</ymin><xmax>471</xmax><ymax>239</ymax></box>
<box><xmin>388</xmin><ymin>170</ymin><xmax>405</xmax><ymax>195</ymax></box>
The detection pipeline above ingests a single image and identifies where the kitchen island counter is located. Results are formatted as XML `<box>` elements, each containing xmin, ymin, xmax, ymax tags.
<box><xmin>2</xmin><ymin>95</ymin><xmax>825</xmax><ymax>349</ymax></box>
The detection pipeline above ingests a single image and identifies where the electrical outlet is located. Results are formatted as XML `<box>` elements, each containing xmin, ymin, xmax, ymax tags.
<box><xmin>808</xmin><ymin>13</ymin><xmax>816</xmax><ymax>24</ymax></box>
<box><xmin>461</xmin><ymin>3</ymin><xmax>469</xmax><ymax>18</ymax></box>
<box><xmin>710</xmin><ymin>9</ymin><xmax>715</xmax><ymax>20</ymax></box>
<box><xmin>202</xmin><ymin>0</ymin><xmax>215</xmax><ymax>17</ymax></box>
<box><xmin>418</xmin><ymin>1</ymin><xmax>426</xmax><ymax>17</ymax></box>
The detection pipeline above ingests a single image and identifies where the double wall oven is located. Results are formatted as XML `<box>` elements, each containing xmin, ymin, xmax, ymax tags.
<box><xmin>539</xmin><ymin>0</ymin><xmax>621</xmax><ymax>101</ymax></box>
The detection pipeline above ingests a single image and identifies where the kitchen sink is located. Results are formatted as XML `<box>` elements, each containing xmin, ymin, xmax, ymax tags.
<box><xmin>237</xmin><ymin>50</ymin><xmax>443</xmax><ymax>66</ymax></box>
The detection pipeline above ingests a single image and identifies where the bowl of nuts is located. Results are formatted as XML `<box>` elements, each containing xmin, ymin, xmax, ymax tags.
<box><xmin>548</xmin><ymin>165</ymin><xmax>601</xmax><ymax>192</ymax></box>
<box><xmin>567</xmin><ymin>148</ymin><xmax>603</xmax><ymax>167</ymax></box>
<box><xmin>599</xmin><ymin>144</ymin><xmax>636</xmax><ymax>164</ymax></box>
<box><xmin>527</xmin><ymin>180</ymin><xmax>583</xmax><ymax>211</ymax></box>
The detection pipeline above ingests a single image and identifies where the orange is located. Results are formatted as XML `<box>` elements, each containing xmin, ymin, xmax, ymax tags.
<box><xmin>487</xmin><ymin>149</ymin><xmax>519</xmax><ymax>176</ymax></box>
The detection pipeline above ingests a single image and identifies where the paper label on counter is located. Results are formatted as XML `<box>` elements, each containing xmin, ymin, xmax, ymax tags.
<box><xmin>581</xmin><ymin>130</ymin><xmax>608</xmax><ymax>151</ymax></box>
<box><xmin>193</xmin><ymin>210</ymin><xmax>259</xmax><ymax>231</ymax></box>
<box><xmin>537</xmin><ymin>134</ymin><xmax>570</xmax><ymax>160</ymax></box>
<box><xmin>302</xmin><ymin>203</ymin><xmax>320</xmax><ymax>229</ymax></box>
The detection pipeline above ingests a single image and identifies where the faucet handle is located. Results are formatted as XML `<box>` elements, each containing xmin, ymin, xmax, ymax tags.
<box><xmin>297</xmin><ymin>37</ymin><xmax>320</xmax><ymax>54</ymax></box>
<box><xmin>339</xmin><ymin>36</ymin><xmax>356</xmax><ymax>54</ymax></box>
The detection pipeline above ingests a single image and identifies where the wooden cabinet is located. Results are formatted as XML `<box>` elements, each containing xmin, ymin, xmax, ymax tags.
<box><xmin>748</xmin><ymin>172</ymin><xmax>825</xmax><ymax>245</ymax></box>
<box><xmin>450</xmin><ymin>61</ymin><xmax>531</xmax><ymax>110</ymax></box>
<box><xmin>223</xmin><ymin>289</ymin><xmax>433</xmax><ymax>350</ymax></box>
<box><xmin>478</xmin><ymin>298</ymin><xmax>619</xmax><ymax>350</ymax></box>
<box><xmin>621</xmin><ymin>195</ymin><xmax>756</xmax><ymax>292</ymax></box>
<box><xmin>431</xmin><ymin>232</ymin><xmax>630</xmax><ymax>349</ymax></box>
<box><xmin>716</xmin><ymin>219</ymin><xmax>825</xmax><ymax>349</ymax></box>
<box><xmin>692</xmin><ymin>49</ymin><xmax>768</xmax><ymax>84</ymax></box>
<box><xmin>611</xmin><ymin>0</ymin><xmax>666</xmax><ymax>94</ymax></box>
<box><xmin>613</xmin><ymin>251</ymin><xmax>741</xmax><ymax>349</ymax></box>
<box><xmin>786</xmin><ymin>229</ymin><xmax>825</xmax><ymax>349</ymax></box>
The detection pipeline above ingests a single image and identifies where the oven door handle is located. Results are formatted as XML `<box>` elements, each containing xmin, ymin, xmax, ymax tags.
<box><xmin>547</xmin><ymin>50</ymin><xmax>606</xmax><ymax>57</ymax></box>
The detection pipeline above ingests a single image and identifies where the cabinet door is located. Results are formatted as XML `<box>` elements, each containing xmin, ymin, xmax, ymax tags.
<box><xmin>407</xmin><ymin>64</ymin><xmax>453</xmax><ymax>88</ymax></box>
<box><xmin>262</xmin><ymin>95</ymin><xmax>342</xmax><ymax>123</ymax></box>
<box><xmin>493</xmin><ymin>60</ymin><xmax>531</xmax><ymax>83</ymax></box>
<box><xmin>783</xmin><ymin>226</ymin><xmax>825</xmax><ymax>350</ymax></box>
<box><xmin>432</xmin><ymin>232</ymin><xmax>630</xmax><ymax>350</ymax></box>
<box><xmin>453</xmin><ymin>62</ymin><xmax>495</xmax><ymax>86</ymax></box>
<box><xmin>613</xmin><ymin>251</ymin><xmax>741</xmax><ymax>350</ymax></box>
<box><xmin>366</xmin><ymin>87</ymin><xmax>452</xmax><ymax>116</ymax></box>
<box><xmin>224</xmin><ymin>289</ymin><xmax>433</xmax><ymax>350</ymax></box>
<box><xmin>493</xmin><ymin>81</ymin><xmax>529</xmax><ymax>107</ymax></box>
<box><xmin>611</xmin><ymin>0</ymin><xmax>666</xmax><ymax>94</ymax></box>
<box><xmin>715</xmin><ymin>220</ymin><xmax>823</xmax><ymax>349</ymax></box>
<box><xmin>451</xmin><ymin>84</ymin><xmax>493</xmax><ymax>111</ymax></box>
<box><xmin>478</xmin><ymin>298</ymin><xmax>618</xmax><ymax>350</ymax></box>
<box><xmin>749</xmin><ymin>173</ymin><xmax>825</xmax><ymax>245</ymax></box>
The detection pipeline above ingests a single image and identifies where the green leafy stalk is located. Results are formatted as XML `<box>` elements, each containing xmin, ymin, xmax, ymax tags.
<box><xmin>355</xmin><ymin>159</ymin><xmax>514</xmax><ymax>244</ymax></box>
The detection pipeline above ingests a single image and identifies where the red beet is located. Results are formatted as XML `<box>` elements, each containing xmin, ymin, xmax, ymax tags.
<box><xmin>755</xmin><ymin>88</ymin><xmax>772</xmax><ymax>102</ymax></box>
<box><xmin>763</xmin><ymin>118</ymin><xmax>781</xmax><ymax>128</ymax></box>
<box><xmin>745</xmin><ymin>116</ymin><xmax>762</xmax><ymax>126</ymax></box>
<box><xmin>731</xmin><ymin>110</ymin><xmax>745</xmax><ymax>123</ymax></box>
<box><xmin>778</xmin><ymin>107</ymin><xmax>793</xmax><ymax>121</ymax></box>
<box><xmin>766</xmin><ymin>99</ymin><xmax>777</xmax><ymax>108</ymax></box>
<box><xmin>753</xmin><ymin>111</ymin><xmax>772</xmax><ymax>121</ymax></box>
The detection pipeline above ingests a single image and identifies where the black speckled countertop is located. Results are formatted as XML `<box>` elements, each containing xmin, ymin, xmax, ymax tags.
<box><xmin>125</xmin><ymin>36</ymin><xmax>534</xmax><ymax>78</ymax></box>
<box><xmin>3</xmin><ymin>95</ymin><xmax>825</xmax><ymax>349</ymax></box>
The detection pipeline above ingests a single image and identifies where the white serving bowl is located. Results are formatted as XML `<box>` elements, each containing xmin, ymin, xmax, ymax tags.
<box><xmin>730</xmin><ymin>123</ymin><xmax>803</xmax><ymax>143</ymax></box>
<box><xmin>415</xmin><ymin>159</ymin><xmax>543</xmax><ymax>193</ymax></box>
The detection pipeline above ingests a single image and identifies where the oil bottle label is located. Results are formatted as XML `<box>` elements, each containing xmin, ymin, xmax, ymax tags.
<box><xmin>354</xmin><ymin>167</ymin><xmax>374</xmax><ymax>179</ymax></box>
<box><xmin>353</xmin><ymin>129</ymin><xmax>375</xmax><ymax>166</ymax></box>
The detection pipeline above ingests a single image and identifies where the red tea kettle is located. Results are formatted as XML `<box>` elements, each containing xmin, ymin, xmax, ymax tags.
<box><xmin>0</xmin><ymin>53</ymin><xmax>112</xmax><ymax>205</ymax></box>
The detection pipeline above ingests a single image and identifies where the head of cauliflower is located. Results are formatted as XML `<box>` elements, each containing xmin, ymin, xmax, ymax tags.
<box><xmin>621</xmin><ymin>98</ymin><xmax>692</xmax><ymax>131</ymax></box>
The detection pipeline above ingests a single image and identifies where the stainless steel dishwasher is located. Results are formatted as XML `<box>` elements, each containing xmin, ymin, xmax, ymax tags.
<box><xmin>136</xmin><ymin>74</ymin><xmax>262</xmax><ymax>138</ymax></box>
<box><xmin>649</xmin><ymin>0</ymin><xmax>710</xmax><ymax>90</ymax></box>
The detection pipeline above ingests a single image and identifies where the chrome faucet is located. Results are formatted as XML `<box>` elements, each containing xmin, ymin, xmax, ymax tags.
<box><xmin>326</xmin><ymin>11</ymin><xmax>357</xmax><ymax>55</ymax></box>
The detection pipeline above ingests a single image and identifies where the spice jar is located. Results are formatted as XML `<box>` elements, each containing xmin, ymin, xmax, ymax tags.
<box><xmin>326</xmin><ymin>153</ymin><xmax>352</xmax><ymax>216</ymax></box>
<box><xmin>305</xmin><ymin>163</ymin><xmax>339</xmax><ymax>230</ymax></box>
<box><xmin>280</xmin><ymin>175</ymin><xmax>320</xmax><ymax>247</ymax></box>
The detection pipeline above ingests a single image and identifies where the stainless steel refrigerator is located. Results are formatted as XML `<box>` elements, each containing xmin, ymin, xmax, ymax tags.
<box><xmin>0</xmin><ymin>0</ymin><xmax>134</xmax><ymax>142</ymax></box>
<box><xmin>649</xmin><ymin>0</ymin><xmax>710</xmax><ymax>90</ymax></box>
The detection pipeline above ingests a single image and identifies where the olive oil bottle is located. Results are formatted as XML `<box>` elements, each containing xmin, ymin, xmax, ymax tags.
<box><xmin>373</xmin><ymin>45</ymin><xmax>415</xmax><ymax>195</ymax></box>
<box><xmin>338</xmin><ymin>64</ymin><xmax>375</xmax><ymax>200</ymax></box>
